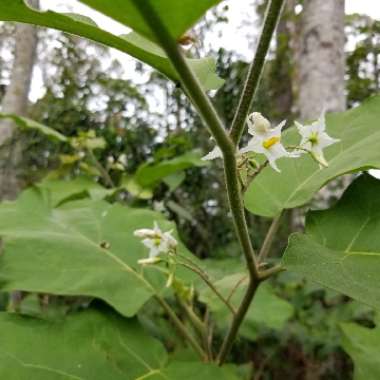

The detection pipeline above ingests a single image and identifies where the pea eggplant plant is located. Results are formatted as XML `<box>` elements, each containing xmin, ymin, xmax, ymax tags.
<box><xmin>1</xmin><ymin>1</ymin><xmax>380</xmax><ymax>379</ymax></box>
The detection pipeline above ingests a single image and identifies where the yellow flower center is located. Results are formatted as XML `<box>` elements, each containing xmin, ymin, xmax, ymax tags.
<box><xmin>154</xmin><ymin>238</ymin><xmax>162</xmax><ymax>247</ymax></box>
<box><xmin>262</xmin><ymin>136</ymin><xmax>280</xmax><ymax>149</ymax></box>
<box><xmin>308</xmin><ymin>132</ymin><xmax>319</xmax><ymax>145</ymax></box>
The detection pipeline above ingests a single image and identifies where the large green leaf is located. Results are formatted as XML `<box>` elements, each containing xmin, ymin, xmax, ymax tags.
<box><xmin>283</xmin><ymin>175</ymin><xmax>380</xmax><ymax>310</ymax></box>
<box><xmin>0</xmin><ymin>308</ymin><xmax>168</xmax><ymax>379</ymax></box>
<box><xmin>0</xmin><ymin>188</ymin><xmax>193</xmax><ymax>317</ymax></box>
<box><xmin>135</xmin><ymin>150</ymin><xmax>207</xmax><ymax>188</ymax></box>
<box><xmin>0</xmin><ymin>0</ymin><xmax>223</xmax><ymax>90</ymax></box>
<box><xmin>245</xmin><ymin>96</ymin><xmax>380</xmax><ymax>217</ymax></box>
<box><xmin>0</xmin><ymin>306</ymin><xmax>239</xmax><ymax>379</ymax></box>
<box><xmin>341</xmin><ymin>320</ymin><xmax>380</xmax><ymax>380</ymax></box>
<box><xmin>80</xmin><ymin>0</ymin><xmax>221</xmax><ymax>42</ymax></box>
<box><xmin>36</xmin><ymin>176</ymin><xmax>113</xmax><ymax>206</ymax></box>
<box><xmin>199</xmin><ymin>273</ymin><xmax>294</xmax><ymax>340</ymax></box>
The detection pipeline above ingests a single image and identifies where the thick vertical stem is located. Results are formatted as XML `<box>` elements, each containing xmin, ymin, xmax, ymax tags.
<box><xmin>229</xmin><ymin>0</ymin><xmax>285</xmax><ymax>146</ymax></box>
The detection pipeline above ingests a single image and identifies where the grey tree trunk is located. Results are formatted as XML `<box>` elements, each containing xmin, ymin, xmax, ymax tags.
<box><xmin>296</xmin><ymin>0</ymin><xmax>346</xmax><ymax>120</ymax></box>
<box><xmin>0</xmin><ymin>0</ymin><xmax>39</xmax><ymax>200</ymax></box>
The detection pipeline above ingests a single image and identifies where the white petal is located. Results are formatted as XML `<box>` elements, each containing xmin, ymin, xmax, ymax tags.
<box><xmin>272</xmin><ymin>120</ymin><xmax>286</xmax><ymax>135</ymax></box>
<box><xmin>138</xmin><ymin>257</ymin><xmax>161</xmax><ymax>265</ymax></box>
<box><xmin>240</xmin><ymin>137</ymin><xmax>265</xmax><ymax>154</ymax></box>
<box><xmin>295</xmin><ymin>120</ymin><xmax>311</xmax><ymax>139</ymax></box>
<box><xmin>317</xmin><ymin>132</ymin><xmax>340</xmax><ymax>150</ymax></box>
<box><xmin>202</xmin><ymin>146</ymin><xmax>222</xmax><ymax>161</ymax></box>
<box><xmin>134</xmin><ymin>228</ymin><xmax>156</xmax><ymax>238</ymax></box>
<box><xmin>247</xmin><ymin>112</ymin><xmax>271</xmax><ymax>136</ymax></box>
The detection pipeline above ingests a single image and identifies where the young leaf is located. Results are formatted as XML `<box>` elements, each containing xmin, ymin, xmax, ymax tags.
<box><xmin>245</xmin><ymin>96</ymin><xmax>380</xmax><ymax>217</ymax></box>
<box><xmin>283</xmin><ymin>174</ymin><xmax>380</xmax><ymax>310</ymax></box>
<box><xmin>0</xmin><ymin>0</ymin><xmax>223</xmax><ymax>91</ymax></box>
<box><xmin>135</xmin><ymin>150</ymin><xmax>208</xmax><ymax>188</ymax></box>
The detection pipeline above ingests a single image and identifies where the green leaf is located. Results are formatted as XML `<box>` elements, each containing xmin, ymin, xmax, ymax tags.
<box><xmin>0</xmin><ymin>307</ymin><xmax>168</xmax><ymax>379</ymax></box>
<box><xmin>341</xmin><ymin>321</ymin><xmax>380</xmax><ymax>380</ymax></box>
<box><xmin>0</xmin><ymin>306</ymin><xmax>239</xmax><ymax>379</ymax></box>
<box><xmin>135</xmin><ymin>150</ymin><xmax>207</xmax><ymax>188</ymax></box>
<box><xmin>283</xmin><ymin>174</ymin><xmax>380</xmax><ymax>310</ymax></box>
<box><xmin>122</xmin><ymin>176</ymin><xmax>154</xmax><ymax>200</ymax></box>
<box><xmin>0</xmin><ymin>0</ymin><xmax>223</xmax><ymax>91</ymax></box>
<box><xmin>80</xmin><ymin>0</ymin><xmax>222</xmax><ymax>42</ymax></box>
<box><xmin>37</xmin><ymin>177</ymin><xmax>112</xmax><ymax>206</ymax></box>
<box><xmin>245</xmin><ymin>96</ymin><xmax>380</xmax><ymax>217</ymax></box>
<box><xmin>163</xmin><ymin>172</ymin><xmax>186</xmax><ymax>192</ymax></box>
<box><xmin>199</xmin><ymin>273</ymin><xmax>294</xmax><ymax>340</ymax></box>
<box><xmin>0</xmin><ymin>113</ymin><xmax>67</xmax><ymax>142</ymax></box>
<box><xmin>0</xmin><ymin>188</ymin><xmax>192</xmax><ymax>317</ymax></box>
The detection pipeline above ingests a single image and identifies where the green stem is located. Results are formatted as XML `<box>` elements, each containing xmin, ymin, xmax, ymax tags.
<box><xmin>131</xmin><ymin>1</ymin><xmax>233</xmax><ymax>157</ymax></box>
<box><xmin>155</xmin><ymin>295</ymin><xmax>207</xmax><ymax>360</ymax></box>
<box><xmin>229</xmin><ymin>0</ymin><xmax>285</xmax><ymax>146</ymax></box>
<box><xmin>258</xmin><ymin>264</ymin><xmax>285</xmax><ymax>280</ymax></box>
<box><xmin>258</xmin><ymin>212</ymin><xmax>283</xmax><ymax>263</ymax></box>
<box><xmin>131</xmin><ymin>0</ymin><xmax>264</xmax><ymax>365</ymax></box>
<box><xmin>87</xmin><ymin>149</ymin><xmax>115</xmax><ymax>188</ymax></box>
<box><xmin>177</xmin><ymin>260</ymin><xmax>236</xmax><ymax>315</ymax></box>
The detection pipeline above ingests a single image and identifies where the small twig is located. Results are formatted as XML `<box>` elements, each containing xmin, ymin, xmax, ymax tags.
<box><xmin>258</xmin><ymin>211</ymin><xmax>283</xmax><ymax>263</ymax></box>
<box><xmin>155</xmin><ymin>295</ymin><xmax>207</xmax><ymax>360</ymax></box>
<box><xmin>86</xmin><ymin>149</ymin><xmax>115</xmax><ymax>188</ymax></box>
<box><xmin>259</xmin><ymin>264</ymin><xmax>285</xmax><ymax>280</ymax></box>
<box><xmin>227</xmin><ymin>274</ymin><xmax>248</xmax><ymax>303</ymax></box>
<box><xmin>177</xmin><ymin>260</ymin><xmax>236</xmax><ymax>316</ymax></box>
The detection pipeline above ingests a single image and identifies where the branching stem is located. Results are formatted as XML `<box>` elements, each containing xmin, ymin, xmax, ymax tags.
<box><xmin>132</xmin><ymin>0</ymin><xmax>284</xmax><ymax>366</ymax></box>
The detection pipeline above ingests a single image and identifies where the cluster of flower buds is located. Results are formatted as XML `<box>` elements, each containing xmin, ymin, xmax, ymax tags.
<box><xmin>134</xmin><ymin>222</ymin><xmax>178</xmax><ymax>287</ymax></box>
<box><xmin>202</xmin><ymin>111</ymin><xmax>340</xmax><ymax>172</ymax></box>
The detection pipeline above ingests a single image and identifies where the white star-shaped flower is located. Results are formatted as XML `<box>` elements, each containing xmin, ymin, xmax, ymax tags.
<box><xmin>134</xmin><ymin>222</ymin><xmax>177</xmax><ymax>264</ymax></box>
<box><xmin>241</xmin><ymin>113</ymin><xmax>298</xmax><ymax>172</ymax></box>
<box><xmin>295</xmin><ymin>111</ymin><xmax>340</xmax><ymax>167</ymax></box>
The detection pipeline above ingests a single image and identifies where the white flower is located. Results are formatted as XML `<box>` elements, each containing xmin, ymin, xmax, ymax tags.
<box><xmin>241</xmin><ymin>113</ymin><xmax>298</xmax><ymax>172</ymax></box>
<box><xmin>117</xmin><ymin>153</ymin><xmax>128</xmax><ymax>167</ymax></box>
<box><xmin>134</xmin><ymin>222</ymin><xmax>177</xmax><ymax>263</ymax></box>
<box><xmin>295</xmin><ymin>111</ymin><xmax>340</xmax><ymax>167</ymax></box>
<box><xmin>202</xmin><ymin>146</ymin><xmax>223</xmax><ymax>161</ymax></box>
<box><xmin>247</xmin><ymin>112</ymin><xmax>274</xmax><ymax>136</ymax></box>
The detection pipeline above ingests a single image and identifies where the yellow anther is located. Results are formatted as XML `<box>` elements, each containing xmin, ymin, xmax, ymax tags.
<box><xmin>262</xmin><ymin>136</ymin><xmax>280</xmax><ymax>149</ymax></box>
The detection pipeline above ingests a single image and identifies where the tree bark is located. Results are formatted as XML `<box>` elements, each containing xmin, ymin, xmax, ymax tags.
<box><xmin>296</xmin><ymin>0</ymin><xmax>346</xmax><ymax>120</ymax></box>
<box><xmin>0</xmin><ymin>0</ymin><xmax>39</xmax><ymax>200</ymax></box>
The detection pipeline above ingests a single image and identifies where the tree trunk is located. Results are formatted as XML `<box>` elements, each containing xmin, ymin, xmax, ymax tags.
<box><xmin>296</xmin><ymin>0</ymin><xmax>346</xmax><ymax>120</ymax></box>
<box><xmin>0</xmin><ymin>0</ymin><xmax>39</xmax><ymax>200</ymax></box>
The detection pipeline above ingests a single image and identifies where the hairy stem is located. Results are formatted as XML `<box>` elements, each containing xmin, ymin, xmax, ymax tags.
<box><xmin>177</xmin><ymin>260</ymin><xmax>236</xmax><ymax>315</ymax></box>
<box><xmin>258</xmin><ymin>212</ymin><xmax>283</xmax><ymax>263</ymax></box>
<box><xmin>229</xmin><ymin>0</ymin><xmax>286</xmax><ymax>146</ymax></box>
<box><xmin>132</xmin><ymin>0</ymin><xmax>266</xmax><ymax>365</ymax></box>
